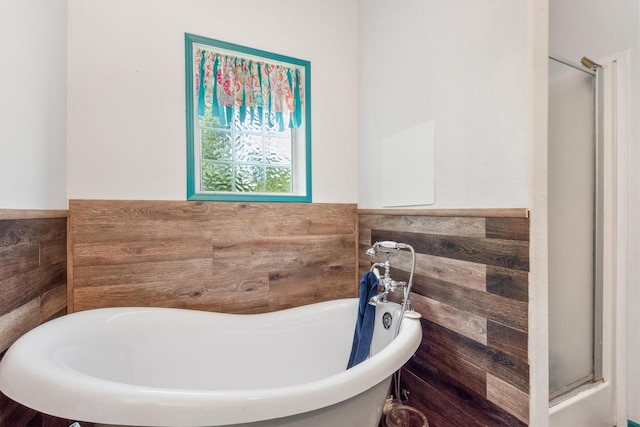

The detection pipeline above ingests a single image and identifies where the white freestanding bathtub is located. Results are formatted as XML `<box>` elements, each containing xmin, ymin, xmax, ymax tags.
<box><xmin>0</xmin><ymin>298</ymin><xmax>422</xmax><ymax>427</ymax></box>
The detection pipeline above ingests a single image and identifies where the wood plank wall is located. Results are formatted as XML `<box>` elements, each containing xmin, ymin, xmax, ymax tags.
<box><xmin>69</xmin><ymin>200</ymin><xmax>357</xmax><ymax>313</ymax></box>
<box><xmin>0</xmin><ymin>214</ymin><xmax>71</xmax><ymax>426</ymax></box>
<box><xmin>358</xmin><ymin>211</ymin><xmax>529</xmax><ymax>427</ymax></box>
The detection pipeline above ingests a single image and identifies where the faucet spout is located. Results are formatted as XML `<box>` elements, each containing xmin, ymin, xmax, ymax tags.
<box><xmin>368</xmin><ymin>290</ymin><xmax>389</xmax><ymax>306</ymax></box>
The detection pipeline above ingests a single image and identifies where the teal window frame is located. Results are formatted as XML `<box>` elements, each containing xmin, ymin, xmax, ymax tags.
<box><xmin>185</xmin><ymin>33</ymin><xmax>312</xmax><ymax>202</ymax></box>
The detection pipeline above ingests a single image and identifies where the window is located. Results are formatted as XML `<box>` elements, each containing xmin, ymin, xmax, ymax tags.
<box><xmin>185</xmin><ymin>33</ymin><xmax>311</xmax><ymax>202</ymax></box>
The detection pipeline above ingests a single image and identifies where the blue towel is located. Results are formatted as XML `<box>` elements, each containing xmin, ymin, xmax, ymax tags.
<box><xmin>347</xmin><ymin>271</ymin><xmax>379</xmax><ymax>369</ymax></box>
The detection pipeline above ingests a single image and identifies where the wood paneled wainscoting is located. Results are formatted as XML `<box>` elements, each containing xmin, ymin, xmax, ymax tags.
<box><xmin>68</xmin><ymin>200</ymin><xmax>358</xmax><ymax>313</ymax></box>
<box><xmin>0</xmin><ymin>210</ymin><xmax>71</xmax><ymax>426</ymax></box>
<box><xmin>358</xmin><ymin>209</ymin><xmax>530</xmax><ymax>427</ymax></box>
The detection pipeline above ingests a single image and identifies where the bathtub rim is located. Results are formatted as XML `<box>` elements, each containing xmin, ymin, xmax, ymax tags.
<box><xmin>0</xmin><ymin>298</ymin><xmax>422</xmax><ymax>427</ymax></box>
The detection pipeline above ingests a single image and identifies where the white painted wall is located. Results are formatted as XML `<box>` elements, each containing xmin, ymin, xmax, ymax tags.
<box><xmin>0</xmin><ymin>0</ymin><xmax>67</xmax><ymax>209</ymax></box>
<box><xmin>549</xmin><ymin>0</ymin><xmax>640</xmax><ymax>424</ymax></box>
<box><xmin>357</xmin><ymin>0</ymin><xmax>529</xmax><ymax>209</ymax></box>
<box><xmin>66</xmin><ymin>0</ymin><xmax>358</xmax><ymax>203</ymax></box>
<box><xmin>358</xmin><ymin>4</ymin><xmax>550</xmax><ymax>427</ymax></box>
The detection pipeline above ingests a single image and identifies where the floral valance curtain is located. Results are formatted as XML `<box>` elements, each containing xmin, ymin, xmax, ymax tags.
<box><xmin>194</xmin><ymin>47</ymin><xmax>304</xmax><ymax>130</ymax></box>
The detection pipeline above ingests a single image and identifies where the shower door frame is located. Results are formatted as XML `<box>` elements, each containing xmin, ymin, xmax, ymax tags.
<box><xmin>548</xmin><ymin>51</ymin><xmax>629</xmax><ymax>427</ymax></box>
<box><xmin>548</xmin><ymin>54</ymin><xmax>604</xmax><ymax>404</ymax></box>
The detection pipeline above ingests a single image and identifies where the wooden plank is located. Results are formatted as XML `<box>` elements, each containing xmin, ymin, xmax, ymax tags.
<box><xmin>410</xmin><ymin>272</ymin><xmax>528</xmax><ymax>332</ymax></box>
<box><xmin>73</xmin><ymin>258</ymin><xmax>213</xmax><ymax>288</ymax></box>
<box><xmin>399</xmin><ymin>251</ymin><xmax>487</xmax><ymax>291</ymax></box>
<box><xmin>371</xmin><ymin>229</ymin><xmax>529</xmax><ymax>272</ymax></box>
<box><xmin>487</xmin><ymin>373</ymin><xmax>529</xmax><ymax>424</ymax></box>
<box><xmin>358</xmin><ymin>227</ymin><xmax>371</xmax><ymax>246</ymax></box>
<box><xmin>212</xmin><ymin>234</ymin><xmax>355</xmax><ymax>272</ymax></box>
<box><xmin>486</xmin><ymin>266</ymin><xmax>529</xmax><ymax>302</ymax></box>
<box><xmin>267</xmin><ymin>267</ymin><xmax>356</xmax><ymax>311</ymax></box>
<box><xmin>71</xmin><ymin>222</ymin><xmax>212</xmax><ymax>244</ymax></box>
<box><xmin>358</xmin><ymin>244</ymin><xmax>486</xmax><ymax>292</ymax></box>
<box><xmin>40</xmin><ymin>239</ymin><xmax>66</xmax><ymax>265</ymax></box>
<box><xmin>359</xmin><ymin>215</ymin><xmax>486</xmax><ymax>238</ymax></box>
<box><xmin>0</xmin><ymin>299</ymin><xmax>40</xmax><ymax>353</ymax></box>
<box><xmin>69</xmin><ymin>199</ymin><xmax>234</xmax><ymax>223</ymax></box>
<box><xmin>0</xmin><ymin>243</ymin><xmax>39</xmax><ymax>271</ymax></box>
<box><xmin>73</xmin><ymin>238</ymin><xmax>213</xmax><ymax>267</ymax></box>
<box><xmin>401</xmin><ymin>367</ymin><xmax>486</xmax><ymax>427</ymax></box>
<box><xmin>357</xmin><ymin>208</ymin><xmax>529</xmax><ymax>218</ymax></box>
<box><xmin>402</xmin><ymin>364</ymin><xmax>527</xmax><ymax>427</ymax></box>
<box><xmin>0</xmin><ymin>245</ymin><xmax>63</xmax><ymax>315</ymax></box>
<box><xmin>358</xmin><ymin>251</ymin><xmax>373</xmax><ymax>278</ymax></box>
<box><xmin>40</xmin><ymin>284</ymin><xmax>68</xmax><ymax>323</ymax></box>
<box><xmin>73</xmin><ymin>275</ymin><xmax>271</xmax><ymax>313</ymax></box>
<box><xmin>69</xmin><ymin>200</ymin><xmax>356</xmax><ymax>237</ymax></box>
<box><xmin>411</xmin><ymin>293</ymin><xmax>487</xmax><ymax>345</ymax></box>
<box><xmin>411</xmin><ymin>330</ymin><xmax>488</xmax><ymax>398</ymax></box>
<box><xmin>488</xmin><ymin>320</ymin><xmax>528</xmax><ymax>361</ymax></box>
<box><xmin>0</xmin><ymin>209</ymin><xmax>68</xmax><ymax>220</ymax></box>
<box><xmin>486</xmin><ymin>217</ymin><xmax>530</xmax><ymax>241</ymax></box>
<box><xmin>0</xmin><ymin>218</ymin><xmax>66</xmax><ymax>247</ymax></box>
<box><xmin>421</xmin><ymin>320</ymin><xmax>529</xmax><ymax>394</ymax></box>
<box><xmin>0</xmin><ymin>243</ymin><xmax>40</xmax><ymax>317</ymax></box>
<box><xmin>265</xmin><ymin>206</ymin><xmax>356</xmax><ymax>236</ymax></box>
<box><xmin>30</xmin><ymin>261</ymin><xmax>67</xmax><ymax>298</ymax></box>
<box><xmin>71</xmin><ymin>220</ymin><xmax>331</xmax><ymax>245</ymax></box>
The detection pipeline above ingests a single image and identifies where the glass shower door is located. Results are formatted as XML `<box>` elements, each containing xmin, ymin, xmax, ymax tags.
<box><xmin>548</xmin><ymin>56</ymin><xmax>603</xmax><ymax>402</ymax></box>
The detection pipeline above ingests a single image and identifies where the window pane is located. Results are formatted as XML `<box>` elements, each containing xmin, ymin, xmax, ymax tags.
<box><xmin>265</xmin><ymin>137</ymin><xmax>292</xmax><ymax>165</ymax></box>
<box><xmin>201</xmin><ymin>129</ymin><xmax>232</xmax><ymax>161</ymax></box>
<box><xmin>201</xmin><ymin>162</ymin><xmax>232</xmax><ymax>191</ymax></box>
<box><xmin>240</xmin><ymin>110</ymin><xmax>264</xmax><ymax>132</ymax></box>
<box><xmin>266</xmin><ymin>167</ymin><xmax>292</xmax><ymax>193</ymax></box>
<box><xmin>235</xmin><ymin>164</ymin><xmax>264</xmax><ymax>192</ymax></box>
<box><xmin>269</xmin><ymin>122</ymin><xmax>291</xmax><ymax>138</ymax></box>
<box><xmin>235</xmin><ymin>134</ymin><xmax>263</xmax><ymax>163</ymax></box>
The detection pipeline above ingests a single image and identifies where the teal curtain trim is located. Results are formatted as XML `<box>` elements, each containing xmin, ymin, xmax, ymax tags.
<box><xmin>265</xmin><ymin>69</ymin><xmax>272</xmax><ymax>125</ymax></box>
<box><xmin>256</xmin><ymin>62</ymin><xmax>264</xmax><ymax>127</ymax></box>
<box><xmin>286</xmin><ymin>68</ymin><xmax>294</xmax><ymax>129</ymax></box>
<box><xmin>294</xmin><ymin>69</ymin><xmax>302</xmax><ymax>127</ymax></box>
<box><xmin>239</xmin><ymin>59</ymin><xmax>247</xmax><ymax>123</ymax></box>
<box><xmin>197</xmin><ymin>51</ymin><xmax>206</xmax><ymax>117</ymax></box>
<box><xmin>276</xmin><ymin>112</ymin><xmax>284</xmax><ymax>132</ymax></box>
<box><xmin>629</xmin><ymin>420</ymin><xmax>640</xmax><ymax>427</ymax></box>
<box><xmin>211</xmin><ymin>55</ymin><xmax>220</xmax><ymax>119</ymax></box>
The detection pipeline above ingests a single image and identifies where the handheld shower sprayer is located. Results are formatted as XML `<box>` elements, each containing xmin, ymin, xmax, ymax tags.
<box><xmin>365</xmin><ymin>240</ymin><xmax>417</xmax><ymax>321</ymax></box>
<box><xmin>366</xmin><ymin>241</ymin><xmax>407</xmax><ymax>257</ymax></box>
<box><xmin>364</xmin><ymin>240</ymin><xmax>420</xmax><ymax>408</ymax></box>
